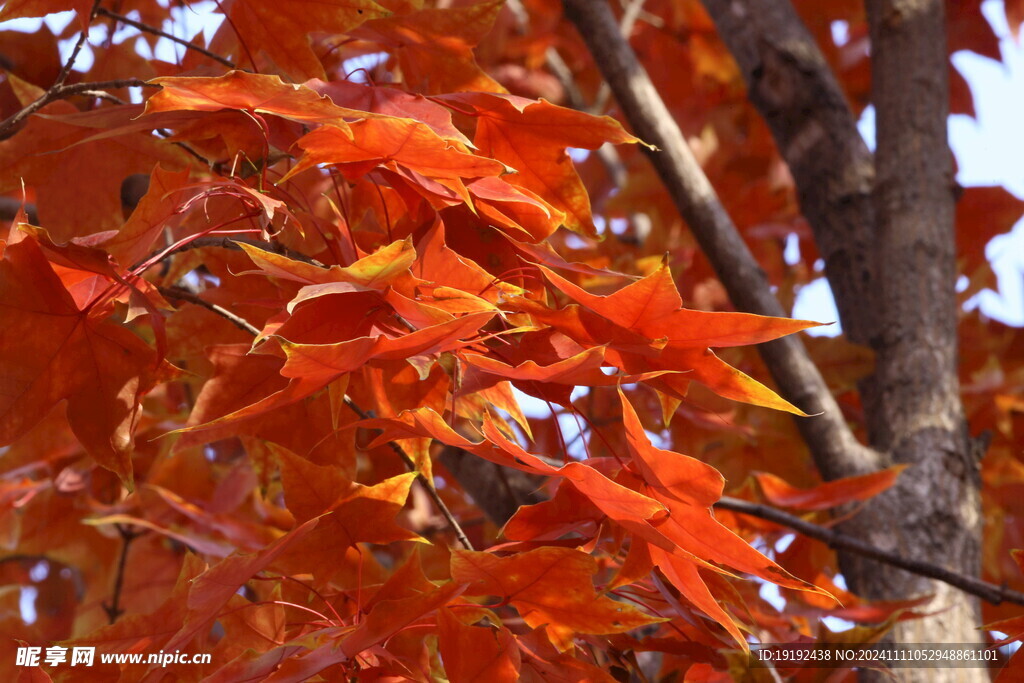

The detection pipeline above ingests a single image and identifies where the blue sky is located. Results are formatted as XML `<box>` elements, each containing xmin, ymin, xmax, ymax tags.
<box><xmin>796</xmin><ymin>0</ymin><xmax>1024</xmax><ymax>332</ymax></box>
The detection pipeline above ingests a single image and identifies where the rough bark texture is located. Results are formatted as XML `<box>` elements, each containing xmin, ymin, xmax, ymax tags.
<box><xmin>438</xmin><ymin>446</ymin><xmax>545</xmax><ymax>526</ymax></box>
<box><xmin>704</xmin><ymin>0</ymin><xmax>983</xmax><ymax>671</ymax></box>
<box><xmin>852</xmin><ymin>0</ymin><xmax>982</xmax><ymax>673</ymax></box>
<box><xmin>561</xmin><ymin>0</ymin><xmax>879</xmax><ymax>485</ymax></box>
<box><xmin>699</xmin><ymin>0</ymin><xmax>879</xmax><ymax>346</ymax></box>
<box><xmin>701</xmin><ymin>1</ymin><xmax>983</xmax><ymax>672</ymax></box>
<box><xmin>565</xmin><ymin>0</ymin><xmax>983</xmax><ymax>676</ymax></box>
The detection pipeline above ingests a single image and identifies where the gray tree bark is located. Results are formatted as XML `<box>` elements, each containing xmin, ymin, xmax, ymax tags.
<box><xmin>564</xmin><ymin>0</ymin><xmax>984</xmax><ymax>679</ymax></box>
<box><xmin>850</xmin><ymin>1</ymin><xmax>982</xmax><ymax>675</ymax></box>
<box><xmin>561</xmin><ymin>0</ymin><xmax>880</xmax><ymax>484</ymax></box>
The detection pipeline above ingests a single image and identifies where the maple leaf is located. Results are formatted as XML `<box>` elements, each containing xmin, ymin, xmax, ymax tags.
<box><xmin>0</xmin><ymin>101</ymin><xmax>188</xmax><ymax>241</ymax></box>
<box><xmin>364</xmin><ymin>406</ymin><xmax>671</xmax><ymax>538</ymax></box>
<box><xmin>502</xmin><ymin>481</ymin><xmax>605</xmax><ymax>542</ymax></box>
<box><xmin>443</xmin><ymin>93</ymin><xmax>641</xmax><ymax>236</ymax></box>
<box><xmin>539</xmin><ymin>263</ymin><xmax>823</xmax><ymax>347</ymax></box>
<box><xmin>437</xmin><ymin>607</ymin><xmax>521</xmax><ymax>682</ymax></box>
<box><xmin>308</xmin><ymin>79</ymin><xmax>472</xmax><ymax>145</ymax></box>
<box><xmin>352</xmin><ymin>0</ymin><xmax>506</xmax><ymax>94</ymax></box>
<box><xmin>511</xmin><ymin>263</ymin><xmax>818</xmax><ymax>413</ymax></box>
<box><xmin>618</xmin><ymin>390</ymin><xmax>827</xmax><ymax>644</ymax></box>
<box><xmin>0</xmin><ymin>237</ymin><xmax>159</xmax><ymax>483</ymax></box>
<box><xmin>754</xmin><ymin>466</ymin><xmax>908</xmax><ymax>511</ymax></box>
<box><xmin>144</xmin><ymin>71</ymin><xmax>367</xmax><ymax>130</ymax></box>
<box><xmin>176</xmin><ymin>343</ymin><xmax>290</xmax><ymax>449</ymax></box>
<box><xmin>212</xmin><ymin>0</ymin><xmax>390</xmax><ymax>80</ymax></box>
<box><xmin>284</xmin><ymin>118</ymin><xmax>508</xmax><ymax>186</ymax></box>
<box><xmin>452</xmin><ymin>547</ymin><xmax>665</xmax><ymax>651</ymax></box>
<box><xmin>56</xmin><ymin>553</ymin><xmax>207</xmax><ymax>671</ymax></box>
<box><xmin>1008</xmin><ymin>0</ymin><xmax>1024</xmax><ymax>39</ymax></box>
<box><xmin>164</xmin><ymin>517</ymin><xmax>320</xmax><ymax>652</ymax></box>
<box><xmin>338</xmin><ymin>580</ymin><xmax>464</xmax><ymax>660</ymax></box>
<box><xmin>238</xmin><ymin>237</ymin><xmax>417</xmax><ymax>290</ymax></box>
<box><xmin>276</xmin><ymin>445</ymin><xmax>420</xmax><ymax>548</ymax></box>
<box><xmin>179</xmin><ymin>300</ymin><xmax>493</xmax><ymax>435</ymax></box>
<box><xmin>0</xmin><ymin>0</ymin><xmax>94</xmax><ymax>27</ymax></box>
<box><xmin>2</xmin><ymin>0</ymin><xmax>1018</xmax><ymax>674</ymax></box>
<box><xmin>99</xmin><ymin>165</ymin><xmax>191</xmax><ymax>268</ymax></box>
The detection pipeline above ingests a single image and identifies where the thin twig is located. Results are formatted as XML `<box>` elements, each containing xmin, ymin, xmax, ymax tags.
<box><xmin>152</xmin><ymin>127</ymin><xmax>215</xmax><ymax>167</ymax></box>
<box><xmin>0</xmin><ymin>79</ymin><xmax>155</xmax><ymax>138</ymax></box>
<box><xmin>159</xmin><ymin>285</ymin><xmax>262</xmax><ymax>336</ymax></box>
<box><xmin>95</xmin><ymin>7</ymin><xmax>236</xmax><ymax>68</ymax></box>
<box><xmin>75</xmin><ymin>89</ymin><xmax>128</xmax><ymax>105</ymax></box>
<box><xmin>102</xmin><ymin>523</ymin><xmax>142</xmax><ymax>624</ymax></box>
<box><xmin>141</xmin><ymin>235</ymin><xmax>326</xmax><ymax>270</ymax></box>
<box><xmin>715</xmin><ymin>496</ymin><xmax>1024</xmax><ymax>607</ymax></box>
<box><xmin>52</xmin><ymin>0</ymin><xmax>103</xmax><ymax>91</ymax></box>
<box><xmin>342</xmin><ymin>398</ymin><xmax>475</xmax><ymax>551</ymax></box>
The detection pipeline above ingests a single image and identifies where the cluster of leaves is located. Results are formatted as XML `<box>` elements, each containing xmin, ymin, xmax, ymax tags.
<box><xmin>0</xmin><ymin>0</ymin><xmax>1023</xmax><ymax>680</ymax></box>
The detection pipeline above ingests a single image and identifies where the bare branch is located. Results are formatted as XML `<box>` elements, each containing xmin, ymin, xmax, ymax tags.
<box><xmin>716</xmin><ymin>496</ymin><xmax>1023</xmax><ymax>608</ymax></box>
<box><xmin>95</xmin><ymin>7</ymin><xmax>236</xmax><ymax>68</ymax></box>
<box><xmin>102</xmin><ymin>523</ymin><xmax>143</xmax><ymax>624</ymax></box>
<box><xmin>143</xmin><ymin>235</ymin><xmax>326</xmax><ymax>269</ymax></box>
<box><xmin>53</xmin><ymin>0</ymin><xmax>103</xmax><ymax>91</ymax></box>
<box><xmin>561</xmin><ymin>0</ymin><xmax>880</xmax><ymax>481</ymax></box>
<box><xmin>0</xmin><ymin>79</ymin><xmax>155</xmax><ymax>139</ymax></box>
<box><xmin>342</xmin><ymin>399</ymin><xmax>475</xmax><ymax>551</ymax></box>
<box><xmin>159</xmin><ymin>285</ymin><xmax>262</xmax><ymax>336</ymax></box>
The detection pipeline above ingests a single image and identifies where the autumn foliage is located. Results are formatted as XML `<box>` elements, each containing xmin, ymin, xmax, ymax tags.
<box><xmin>0</xmin><ymin>0</ymin><xmax>1023</xmax><ymax>680</ymax></box>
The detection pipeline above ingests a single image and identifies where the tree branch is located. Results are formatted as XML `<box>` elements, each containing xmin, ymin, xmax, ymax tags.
<box><xmin>159</xmin><ymin>285</ymin><xmax>262</xmax><ymax>336</ymax></box>
<box><xmin>144</xmin><ymin>235</ymin><xmax>326</xmax><ymax>270</ymax></box>
<box><xmin>53</xmin><ymin>0</ymin><xmax>102</xmax><ymax>91</ymax></box>
<box><xmin>716</xmin><ymin>496</ymin><xmax>1024</xmax><ymax>608</ymax></box>
<box><xmin>341</xmin><ymin>399</ymin><xmax>475</xmax><ymax>551</ymax></box>
<box><xmin>95</xmin><ymin>7</ymin><xmax>236</xmax><ymax>68</ymax></box>
<box><xmin>0</xmin><ymin>79</ymin><xmax>155</xmax><ymax>139</ymax></box>
<box><xmin>560</xmin><ymin>0</ymin><xmax>880</xmax><ymax>481</ymax></box>
<box><xmin>698</xmin><ymin>0</ymin><xmax>878</xmax><ymax>346</ymax></box>
<box><xmin>102</xmin><ymin>523</ymin><xmax>142</xmax><ymax>624</ymax></box>
<box><xmin>438</xmin><ymin>446</ymin><xmax>545</xmax><ymax>527</ymax></box>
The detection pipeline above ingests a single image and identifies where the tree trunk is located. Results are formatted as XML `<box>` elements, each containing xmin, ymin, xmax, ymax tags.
<box><xmin>704</xmin><ymin>0</ymin><xmax>983</xmax><ymax>675</ymax></box>
<box><xmin>841</xmin><ymin>2</ymin><xmax>983</xmax><ymax>678</ymax></box>
<box><xmin>564</xmin><ymin>1</ymin><xmax>984</xmax><ymax>678</ymax></box>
